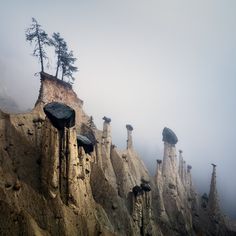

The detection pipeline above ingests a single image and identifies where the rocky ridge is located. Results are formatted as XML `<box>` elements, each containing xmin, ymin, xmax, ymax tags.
<box><xmin>0</xmin><ymin>72</ymin><xmax>235</xmax><ymax>235</ymax></box>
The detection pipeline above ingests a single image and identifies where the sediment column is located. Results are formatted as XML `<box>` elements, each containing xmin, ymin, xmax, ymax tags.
<box><xmin>102</xmin><ymin>116</ymin><xmax>112</xmax><ymax>153</ymax></box>
<box><xmin>178</xmin><ymin>150</ymin><xmax>184</xmax><ymax>183</ymax></box>
<box><xmin>208</xmin><ymin>164</ymin><xmax>220</xmax><ymax>217</ymax></box>
<box><xmin>126</xmin><ymin>124</ymin><xmax>133</xmax><ymax>150</ymax></box>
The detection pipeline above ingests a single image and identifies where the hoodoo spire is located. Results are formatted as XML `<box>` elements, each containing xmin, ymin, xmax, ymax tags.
<box><xmin>126</xmin><ymin>124</ymin><xmax>133</xmax><ymax>149</ymax></box>
<box><xmin>102</xmin><ymin>116</ymin><xmax>112</xmax><ymax>154</ymax></box>
<box><xmin>162</xmin><ymin>127</ymin><xmax>178</xmax><ymax>177</ymax></box>
<box><xmin>178</xmin><ymin>150</ymin><xmax>184</xmax><ymax>183</ymax></box>
<box><xmin>208</xmin><ymin>164</ymin><xmax>220</xmax><ymax>217</ymax></box>
<box><xmin>102</xmin><ymin>116</ymin><xmax>112</xmax><ymax>141</ymax></box>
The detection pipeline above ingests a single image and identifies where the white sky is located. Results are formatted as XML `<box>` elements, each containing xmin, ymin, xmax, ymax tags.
<box><xmin>0</xmin><ymin>0</ymin><xmax>236</xmax><ymax>218</ymax></box>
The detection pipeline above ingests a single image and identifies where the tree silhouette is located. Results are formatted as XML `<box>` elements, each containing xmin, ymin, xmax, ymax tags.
<box><xmin>50</xmin><ymin>32</ymin><xmax>78</xmax><ymax>83</ymax></box>
<box><xmin>26</xmin><ymin>18</ymin><xmax>78</xmax><ymax>83</ymax></box>
<box><xmin>50</xmin><ymin>32</ymin><xmax>67</xmax><ymax>78</ymax></box>
<box><xmin>61</xmin><ymin>49</ymin><xmax>78</xmax><ymax>83</ymax></box>
<box><xmin>25</xmin><ymin>18</ymin><xmax>50</xmax><ymax>72</ymax></box>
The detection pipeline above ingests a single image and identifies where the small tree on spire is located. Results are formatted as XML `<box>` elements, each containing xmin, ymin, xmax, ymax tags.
<box><xmin>50</xmin><ymin>32</ymin><xmax>67</xmax><ymax>78</ymax></box>
<box><xmin>50</xmin><ymin>32</ymin><xmax>78</xmax><ymax>83</ymax></box>
<box><xmin>25</xmin><ymin>18</ymin><xmax>50</xmax><ymax>72</ymax></box>
<box><xmin>61</xmin><ymin>49</ymin><xmax>78</xmax><ymax>83</ymax></box>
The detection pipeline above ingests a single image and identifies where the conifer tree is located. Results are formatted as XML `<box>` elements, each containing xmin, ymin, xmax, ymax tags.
<box><xmin>50</xmin><ymin>32</ymin><xmax>67</xmax><ymax>78</ymax></box>
<box><xmin>50</xmin><ymin>32</ymin><xmax>78</xmax><ymax>83</ymax></box>
<box><xmin>25</xmin><ymin>18</ymin><xmax>50</xmax><ymax>72</ymax></box>
<box><xmin>61</xmin><ymin>49</ymin><xmax>78</xmax><ymax>83</ymax></box>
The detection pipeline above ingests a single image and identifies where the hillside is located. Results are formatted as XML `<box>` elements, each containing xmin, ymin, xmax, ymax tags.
<box><xmin>0</xmin><ymin>72</ymin><xmax>235</xmax><ymax>235</ymax></box>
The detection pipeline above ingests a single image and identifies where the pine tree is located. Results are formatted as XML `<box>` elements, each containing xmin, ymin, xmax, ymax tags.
<box><xmin>50</xmin><ymin>32</ymin><xmax>67</xmax><ymax>78</ymax></box>
<box><xmin>50</xmin><ymin>32</ymin><xmax>78</xmax><ymax>83</ymax></box>
<box><xmin>61</xmin><ymin>50</ymin><xmax>78</xmax><ymax>83</ymax></box>
<box><xmin>25</xmin><ymin>18</ymin><xmax>50</xmax><ymax>72</ymax></box>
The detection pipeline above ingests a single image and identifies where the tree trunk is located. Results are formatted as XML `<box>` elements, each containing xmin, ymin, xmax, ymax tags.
<box><xmin>39</xmin><ymin>43</ymin><xmax>44</xmax><ymax>72</ymax></box>
<box><xmin>55</xmin><ymin>48</ymin><xmax>60</xmax><ymax>78</ymax></box>
<box><xmin>55</xmin><ymin>59</ymin><xmax>59</xmax><ymax>78</ymax></box>
<box><xmin>36</xmin><ymin>25</ymin><xmax>44</xmax><ymax>72</ymax></box>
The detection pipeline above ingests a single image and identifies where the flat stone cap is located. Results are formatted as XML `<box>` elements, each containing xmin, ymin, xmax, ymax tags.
<box><xmin>103</xmin><ymin>116</ymin><xmax>111</xmax><ymax>123</ymax></box>
<box><xmin>141</xmin><ymin>183</ymin><xmax>151</xmax><ymax>192</ymax></box>
<box><xmin>202</xmin><ymin>193</ymin><xmax>208</xmax><ymax>200</ymax></box>
<box><xmin>44</xmin><ymin>102</ymin><xmax>75</xmax><ymax>130</ymax></box>
<box><xmin>77</xmin><ymin>134</ymin><xmax>94</xmax><ymax>153</ymax></box>
<box><xmin>211</xmin><ymin>163</ymin><xmax>217</xmax><ymax>167</ymax></box>
<box><xmin>126</xmin><ymin>124</ymin><xmax>133</xmax><ymax>131</ymax></box>
<box><xmin>162</xmin><ymin>127</ymin><xmax>178</xmax><ymax>145</ymax></box>
<box><xmin>132</xmin><ymin>185</ymin><xmax>143</xmax><ymax>197</ymax></box>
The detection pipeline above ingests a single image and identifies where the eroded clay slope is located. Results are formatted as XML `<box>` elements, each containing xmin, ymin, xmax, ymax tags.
<box><xmin>0</xmin><ymin>73</ymin><xmax>234</xmax><ymax>236</ymax></box>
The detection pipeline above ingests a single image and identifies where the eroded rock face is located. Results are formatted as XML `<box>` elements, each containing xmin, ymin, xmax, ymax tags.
<box><xmin>132</xmin><ymin>188</ymin><xmax>153</xmax><ymax>235</ymax></box>
<box><xmin>0</xmin><ymin>73</ymin><xmax>234</xmax><ymax>236</ymax></box>
<box><xmin>35</xmin><ymin>72</ymin><xmax>88</xmax><ymax>127</ymax></box>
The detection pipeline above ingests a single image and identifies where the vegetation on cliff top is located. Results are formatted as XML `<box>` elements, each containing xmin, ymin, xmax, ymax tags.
<box><xmin>25</xmin><ymin>18</ymin><xmax>78</xmax><ymax>84</ymax></box>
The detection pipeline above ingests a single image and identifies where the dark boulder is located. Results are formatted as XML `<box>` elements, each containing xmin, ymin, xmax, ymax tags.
<box><xmin>187</xmin><ymin>165</ymin><xmax>192</xmax><ymax>172</ymax></box>
<box><xmin>126</xmin><ymin>124</ymin><xmax>133</xmax><ymax>131</ymax></box>
<box><xmin>211</xmin><ymin>163</ymin><xmax>217</xmax><ymax>167</ymax></box>
<box><xmin>44</xmin><ymin>102</ymin><xmax>75</xmax><ymax>130</ymax></box>
<box><xmin>201</xmin><ymin>193</ymin><xmax>208</xmax><ymax>208</ymax></box>
<box><xmin>132</xmin><ymin>185</ymin><xmax>143</xmax><ymax>197</ymax></box>
<box><xmin>103</xmin><ymin>116</ymin><xmax>111</xmax><ymax>123</ymax></box>
<box><xmin>77</xmin><ymin>134</ymin><xmax>94</xmax><ymax>154</ymax></box>
<box><xmin>156</xmin><ymin>159</ymin><xmax>162</xmax><ymax>165</ymax></box>
<box><xmin>141</xmin><ymin>183</ymin><xmax>151</xmax><ymax>192</ymax></box>
<box><xmin>201</xmin><ymin>193</ymin><xmax>208</xmax><ymax>201</ymax></box>
<box><xmin>162</xmin><ymin>127</ymin><xmax>178</xmax><ymax>145</ymax></box>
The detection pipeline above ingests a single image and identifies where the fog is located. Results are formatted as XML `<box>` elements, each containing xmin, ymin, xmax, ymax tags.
<box><xmin>0</xmin><ymin>1</ymin><xmax>236</xmax><ymax>218</ymax></box>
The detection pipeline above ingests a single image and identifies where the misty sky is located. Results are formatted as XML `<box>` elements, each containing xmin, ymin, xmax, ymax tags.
<box><xmin>0</xmin><ymin>1</ymin><xmax>236</xmax><ymax>218</ymax></box>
